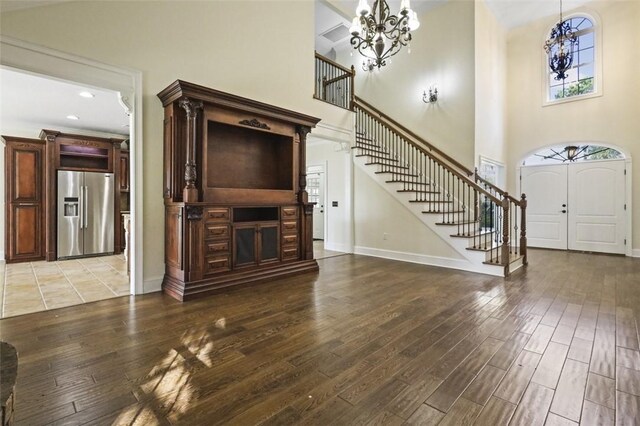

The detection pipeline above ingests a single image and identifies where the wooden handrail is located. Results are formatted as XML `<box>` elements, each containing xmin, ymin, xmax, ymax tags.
<box><xmin>356</xmin><ymin>104</ymin><xmax>501</xmax><ymax>205</ymax></box>
<box><xmin>323</xmin><ymin>73</ymin><xmax>351</xmax><ymax>86</ymax></box>
<box><xmin>315</xmin><ymin>51</ymin><xmax>353</xmax><ymax>74</ymax></box>
<box><xmin>354</xmin><ymin>96</ymin><xmax>474</xmax><ymax>178</ymax></box>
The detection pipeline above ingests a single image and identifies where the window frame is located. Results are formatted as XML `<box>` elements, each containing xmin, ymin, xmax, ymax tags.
<box><xmin>542</xmin><ymin>11</ymin><xmax>603</xmax><ymax>107</ymax></box>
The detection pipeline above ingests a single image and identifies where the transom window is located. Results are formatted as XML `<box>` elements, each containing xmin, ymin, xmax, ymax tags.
<box><xmin>547</xmin><ymin>16</ymin><xmax>596</xmax><ymax>101</ymax></box>
<box><xmin>522</xmin><ymin>145</ymin><xmax>623</xmax><ymax>166</ymax></box>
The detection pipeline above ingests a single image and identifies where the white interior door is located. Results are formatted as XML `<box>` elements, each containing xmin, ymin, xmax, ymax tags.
<box><xmin>568</xmin><ymin>160</ymin><xmax>626</xmax><ymax>254</ymax></box>
<box><xmin>521</xmin><ymin>165</ymin><xmax>568</xmax><ymax>249</ymax></box>
<box><xmin>307</xmin><ymin>170</ymin><xmax>325</xmax><ymax>240</ymax></box>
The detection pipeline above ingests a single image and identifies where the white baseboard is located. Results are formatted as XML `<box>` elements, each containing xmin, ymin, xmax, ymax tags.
<box><xmin>324</xmin><ymin>242</ymin><xmax>351</xmax><ymax>253</ymax></box>
<box><xmin>353</xmin><ymin>246</ymin><xmax>504</xmax><ymax>277</ymax></box>
<box><xmin>632</xmin><ymin>248</ymin><xmax>640</xmax><ymax>258</ymax></box>
<box><xmin>143</xmin><ymin>276</ymin><xmax>163</xmax><ymax>294</ymax></box>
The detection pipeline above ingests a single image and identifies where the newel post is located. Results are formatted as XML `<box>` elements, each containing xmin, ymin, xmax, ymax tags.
<box><xmin>520</xmin><ymin>193</ymin><xmax>528</xmax><ymax>266</ymax></box>
<box><xmin>502</xmin><ymin>194</ymin><xmax>510</xmax><ymax>276</ymax></box>
<box><xmin>179</xmin><ymin>97</ymin><xmax>203</xmax><ymax>203</ymax></box>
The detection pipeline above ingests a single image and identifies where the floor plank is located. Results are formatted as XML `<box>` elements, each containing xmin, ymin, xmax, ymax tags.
<box><xmin>0</xmin><ymin>250</ymin><xmax>638</xmax><ymax>424</ymax></box>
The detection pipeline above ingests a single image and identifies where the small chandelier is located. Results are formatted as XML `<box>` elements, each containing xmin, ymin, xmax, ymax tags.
<box><xmin>544</xmin><ymin>0</ymin><xmax>578</xmax><ymax>80</ymax></box>
<box><xmin>349</xmin><ymin>0</ymin><xmax>420</xmax><ymax>70</ymax></box>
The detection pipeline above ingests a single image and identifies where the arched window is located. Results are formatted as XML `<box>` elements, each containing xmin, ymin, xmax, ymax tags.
<box><xmin>522</xmin><ymin>144</ymin><xmax>623</xmax><ymax>166</ymax></box>
<box><xmin>547</xmin><ymin>16</ymin><xmax>597</xmax><ymax>102</ymax></box>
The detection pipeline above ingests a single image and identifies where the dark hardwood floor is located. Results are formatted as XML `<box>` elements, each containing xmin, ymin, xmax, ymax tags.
<box><xmin>1</xmin><ymin>249</ymin><xmax>639</xmax><ymax>425</ymax></box>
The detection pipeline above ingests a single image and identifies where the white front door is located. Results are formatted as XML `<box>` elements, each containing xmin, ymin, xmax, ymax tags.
<box><xmin>521</xmin><ymin>165</ymin><xmax>568</xmax><ymax>249</ymax></box>
<box><xmin>568</xmin><ymin>160</ymin><xmax>626</xmax><ymax>254</ymax></box>
<box><xmin>307</xmin><ymin>170</ymin><xmax>325</xmax><ymax>240</ymax></box>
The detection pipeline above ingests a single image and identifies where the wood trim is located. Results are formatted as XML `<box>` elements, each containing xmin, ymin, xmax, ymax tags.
<box><xmin>157</xmin><ymin>80</ymin><xmax>320</xmax><ymax>128</ymax></box>
<box><xmin>314</xmin><ymin>51</ymin><xmax>353</xmax><ymax>74</ymax></box>
<box><xmin>354</xmin><ymin>96</ymin><xmax>474</xmax><ymax>177</ymax></box>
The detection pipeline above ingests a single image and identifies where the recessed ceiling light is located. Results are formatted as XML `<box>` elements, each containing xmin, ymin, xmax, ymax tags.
<box><xmin>79</xmin><ymin>91</ymin><xmax>95</xmax><ymax>98</ymax></box>
<box><xmin>66</xmin><ymin>115</ymin><xmax>79</xmax><ymax>120</ymax></box>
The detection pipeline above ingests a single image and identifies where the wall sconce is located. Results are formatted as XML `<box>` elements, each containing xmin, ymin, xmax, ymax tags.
<box><xmin>423</xmin><ymin>86</ymin><xmax>438</xmax><ymax>103</ymax></box>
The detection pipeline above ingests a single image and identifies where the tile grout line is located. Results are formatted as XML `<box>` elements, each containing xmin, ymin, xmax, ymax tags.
<box><xmin>98</xmin><ymin>256</ymin><xmax>130</xmax><ymax>295</ymax></box>
<box><xmin>55</xmin><ymin>260</ymin><xmax>87</xmax><ymax>304</ymax></box>
<box><xmin>31</xmin><ymin>262</ymin><xmax>50</xmax><ymax>311</ymax></box>
<box><xmin>83</xmin><ymin>259</ymin><xmax>120</xmax><ymax>296</ymax></box>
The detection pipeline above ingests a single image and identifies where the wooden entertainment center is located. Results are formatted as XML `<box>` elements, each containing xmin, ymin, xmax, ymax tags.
<box><xmin>157</xmin><ymin>80</ymin><xmax>321</xmax><ymax>301</ymax></box>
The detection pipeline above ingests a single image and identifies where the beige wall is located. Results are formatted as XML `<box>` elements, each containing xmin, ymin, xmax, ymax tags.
<box><xmin>505</xmin><ymin>0</ymin><xmax>640</xmax><ymax>250</ymax></box>
<box><xmin>337</xmin><ymin>0</ymin><xmax>477</xmax><ymax>167</ymax></box>
<box><xmin>474</xmin><ymin>0</ymin><xmax>508</xmax><ymax>169</ymax></box>
<box><xmin>0</xmin><ymin>1</ymin><xmax>352</xmax><ymax>284</ymax></box>
<box><xmin>353</xmin><ymin>166</ymin><xmax>462</xmax><ymax>259</ymax></box>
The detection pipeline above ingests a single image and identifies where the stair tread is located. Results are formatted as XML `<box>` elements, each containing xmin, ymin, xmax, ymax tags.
<box><xmin>422</xmin><ymin>210</ymin><xmax>465</xmax><ymax>214</ymax></box>
<box><xmin>355</xmin><ymin>154</ymin><xmax>398</xmax><ymax>162</ymax></box>
<box><xmin>354</xmin><ymin>147</ymin><xmax>390</xmax><ymax>155</ymax></box>
<box><xmin>353</xmin><ymin>141</ymin><xmax>384</xmax><ymax>149</ymax></box>
<box><xmin>396</xmin><ymin>189</ymin><xmax>439</xmax><ymax>194</ymax></box>
<box><xmin>375</xmin><ymin>171</ymin><xmax>418</xmax><ymax>177</ymax></box>
<box><xmin>435</xmin><ymin>221</ymin><xmax>479</xmax><ymax>226</ymax></box>
<box><xmin>450</xmin><ymin>231</ymin><xmax>495</xmax><ymax>238</ymax></box>
<box><xmin>365</xmin><ymin>162</ymin><xmax>408</xmax><ymax>169</ymax></box>
<box><xmin>483</xmin><ymin>252</ymin><xmax>524</xmax><ymax>266</ymax></box>
<box><xmin>410</xmin><ymin>199</ymin><xmax>451</xmax><ymax>203</ymax></box>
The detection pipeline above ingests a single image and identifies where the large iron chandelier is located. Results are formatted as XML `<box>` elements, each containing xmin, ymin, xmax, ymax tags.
<box><xmin>544</xmin><ymin>0</ymin><xmax>578</xmax><ymax>80</ymax></box>
<box><xmin>349</xmin><ymin>0</ymin><xmax>420</xmax><ymax>70</ymax></box>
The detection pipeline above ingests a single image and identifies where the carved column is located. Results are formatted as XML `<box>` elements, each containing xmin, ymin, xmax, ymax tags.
<box><xmin>297</xmin><ymin>125</ymin><xmax>314</xmax><ymax>260</ymax></box>
<box><xmin>42</xmin><ymin>131</ymin><xmax>59</xmax><ymax>261</ymax></box>
<box><xmin>185</xmin><ymin>205</ymin><xmax>204</xmax><ymax>282</ymax></box>
<box><xmin>179</xmin><ymin>97</ymin><xmax>203</xmax><ymax>203</ymax></box>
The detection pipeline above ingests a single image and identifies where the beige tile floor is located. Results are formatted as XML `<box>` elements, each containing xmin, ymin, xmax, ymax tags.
<box><xmin>0</xmin><ymin>254</ymin><xmax>129</xmax><ymax>318</ymax></box>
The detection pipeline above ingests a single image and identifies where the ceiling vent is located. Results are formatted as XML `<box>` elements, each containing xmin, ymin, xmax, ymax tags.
<box><xmin>321</xmin><ymin>24</ymin><xmax>351</xmax><ymax>43</ymax></box>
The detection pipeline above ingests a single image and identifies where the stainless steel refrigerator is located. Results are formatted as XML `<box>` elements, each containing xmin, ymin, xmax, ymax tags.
<box><xmin>57</xmin><ymin>170</ymin><xmax>114</xmax><ymax>259</ymax></box>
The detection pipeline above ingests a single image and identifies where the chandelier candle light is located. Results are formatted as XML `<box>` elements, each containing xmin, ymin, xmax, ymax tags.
<box><xmin>350</xmin><ymin>0</ymin><xmax>420</xmax><ymax>70</ymax></box>
<box><xmin>544</xmin><ymin>0</ymin><xmax>578</xmax><ymax>80</ymax></box>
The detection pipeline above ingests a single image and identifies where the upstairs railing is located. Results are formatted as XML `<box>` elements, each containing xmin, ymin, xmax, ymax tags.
<box><xmin>314</xmin><ymin>52</ymin><xmax>355</xmax><ymax>110</ymax></box>
<box><xmin>354</xmin><ymin>96</ymin><xmax>527</xmax><ymax>275</ymax></box>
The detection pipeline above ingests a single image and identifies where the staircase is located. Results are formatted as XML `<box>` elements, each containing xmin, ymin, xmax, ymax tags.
<box><xmin>353</xmin><ymin>96</ymin><xmax>527</xmax><ymax>277</ymax></box>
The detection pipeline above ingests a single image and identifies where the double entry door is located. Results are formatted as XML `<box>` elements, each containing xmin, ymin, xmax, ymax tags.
<box><xmin>520</xmin><ymin>160</ymin><xmax>626</xmax><ymax>254</ymax></box>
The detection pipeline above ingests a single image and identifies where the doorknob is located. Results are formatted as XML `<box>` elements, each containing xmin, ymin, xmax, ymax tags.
<box><xmin>561</xmin><ymin>210</ymin><xmax>567</xmax><ymax>213</ymax></box>
<box><xmin>562</xmin><ymin>204</ymin><xmax>567</xmax><ymax>207</ymax></box>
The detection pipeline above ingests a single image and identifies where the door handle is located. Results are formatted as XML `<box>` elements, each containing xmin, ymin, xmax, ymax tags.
<box><xmin>561</xmin><ymin>210</ymin><xmax>567</xmax><ymax>213</ymax></box>
<box><xmin>84</xmin><ymin>186</ymin><xmax>89</xmax><ymax>229</ymax></box>
<box><xmin>562</xmin><ymin>204</ymin><xmax>567</xmax><ymax>207</ymax></box>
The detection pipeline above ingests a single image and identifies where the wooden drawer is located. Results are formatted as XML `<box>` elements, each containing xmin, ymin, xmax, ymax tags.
<box><xmin>205</xmin><ymin>256</ymin><xmax>231</xmax><ymax>274</ymax></box>
<box><xmin>205</xmin><ymin>207</ymin><xmax>230</xmax><ymax>222</ymax></box>
<box><xmin>281</xmin><ymin>206</ymin><xmax>298</xmax><ymax>219</ymax></box>
<box><xmin>282</xmin><ymin>234</ymin><xmax>297</xmax><ymax>246</ymax></box>
<box><xmin>205</xmin><ymin>224</ymin><xmax>230</xmax><ymax>240</ymax></box>
<box><xmin>206</xmin><ymin>241</ymin><xmax>229</xmax><ymax>255</ymax></box>
<box><xmin>281</xmin><ymin>220</ymin><xmax>297</xmax><ymax>234</ymax></box>
<box><xmin>282</xmin><ymin>247</ymin><xmax>298</xmax><ymax>260</ymax></box>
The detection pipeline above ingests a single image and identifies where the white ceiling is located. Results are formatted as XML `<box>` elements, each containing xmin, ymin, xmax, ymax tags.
<box><xmin>0</xmin><ymin>68</ymin><xmax>129</xmax><ymax>137</ymax></box>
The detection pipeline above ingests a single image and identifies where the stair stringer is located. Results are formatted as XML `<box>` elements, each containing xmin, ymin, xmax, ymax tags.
<box><xmin>354</xmin><ymin>155</ymin><xmax>506</xmax><ymax>277</ymax></box>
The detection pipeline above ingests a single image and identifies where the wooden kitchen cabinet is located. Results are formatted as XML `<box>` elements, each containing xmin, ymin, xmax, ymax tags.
<box><xmin>2</xmin><ymin>136</ymin><xmax>46</xmax><ymax>262</ymax></box>
<box><xmin>119</xmin><ymin>151</ymin><xmax>129</xmax><ymax>192</ymax></box>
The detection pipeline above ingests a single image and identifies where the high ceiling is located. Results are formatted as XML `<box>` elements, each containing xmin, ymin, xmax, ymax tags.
<box><xmin>316</xmin><ymin>0</ymin><xmax>596</xmax><ymax>54</ymax></box>
<box><xmin>0</xmin><ymin>68</ymin><xmax>129</xmax><ymax>136</ymax></box>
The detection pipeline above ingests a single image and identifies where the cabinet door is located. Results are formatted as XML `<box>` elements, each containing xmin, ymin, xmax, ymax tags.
<box><xmin>119</xmin><ymin>152</ymin><xmax>129</xmax><ymax>191</ymax></box>
<box><xmin>259</xmin><ymin>224</ymin><xmax>279</xmax><ymax>264</ymax></box>
<box><xmin>10</xmin><ymin>204</ymin><xmax>43</xmax><ymax>261</ymax></box>
<box><xmin>5</xmin><ymin>140</ymin><xmax>45</xmax><ymax>262</ymax></box>
<box><xmin>165</xmin><ymin>206</ymin><xmax>183</xmax><ymax>270</ymax></box>
<box><xmin>234</xmin><ymin>224</ymin><xmax>257</xmax><ymax>267</ymax></box>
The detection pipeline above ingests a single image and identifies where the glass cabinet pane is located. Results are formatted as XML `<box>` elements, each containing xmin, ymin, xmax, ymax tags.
<box><xmin>261</xmin><ymin>226</ymin><xmax>278</xmax><ymax>261</ymax></box>
<box><xmin>235</xmin><ymin>227</ymin><xmax>256</xmax><ymax>265</ymax></box>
